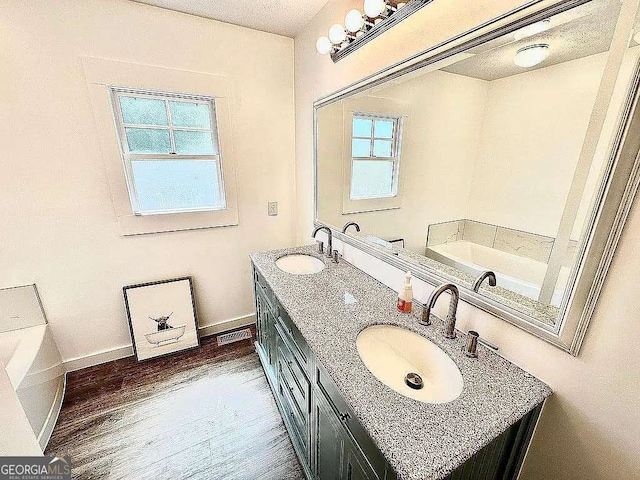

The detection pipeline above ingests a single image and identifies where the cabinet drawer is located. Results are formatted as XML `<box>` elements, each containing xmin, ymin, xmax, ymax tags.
<box><xmin>279</xmin><ymin>366</ymin><xmax>309</xmax><ymax>458</ymax></box>
<box><xmin>254</xmin><ymin>269</ymin><xmax>277</xmax><ymax>313</ymax></box>
<box><xmin>316</xmin><ymin>362</ymin><xmax>387</xmax><ymax>477</ymax></box>
<box><xmin>277</xmin><ymin>307</ymin><xmax>308</xmax><ymax>368</ymax></box>
<box><xmin>277</xmin><ymin>332</ymin><xmax>310</xmax><ymax>420</ymax></box>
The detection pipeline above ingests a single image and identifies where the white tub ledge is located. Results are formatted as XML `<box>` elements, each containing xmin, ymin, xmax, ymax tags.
<box><xmin>0</xmin><ymin>325</ymin><xmax>65</xmax><ymax>455</ymax></box>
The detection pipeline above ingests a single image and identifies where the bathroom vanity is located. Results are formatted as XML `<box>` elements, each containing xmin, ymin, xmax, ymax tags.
<box><xmin>251</xmin><ymin>246</ymin><xmax>551</xmax><ymax>480</ymax></box>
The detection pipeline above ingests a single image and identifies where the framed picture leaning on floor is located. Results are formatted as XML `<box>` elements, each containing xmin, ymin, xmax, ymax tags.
<box><xmin>123</xmin><ymin>277</ymin><xmax>200</xmax><ymax>361</ymax></box>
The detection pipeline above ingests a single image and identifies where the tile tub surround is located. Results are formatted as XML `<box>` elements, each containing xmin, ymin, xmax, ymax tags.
<box><xmin>250</xmin><ymin>246</ymin><xmax>552</xmax><ymax>480</ymax></box>
<box><xmin>428</xmin><ymin>220</ymin><xmax>557</xmax><ymax>264</ymax></box>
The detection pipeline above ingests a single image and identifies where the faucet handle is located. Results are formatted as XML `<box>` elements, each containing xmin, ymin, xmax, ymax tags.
<box><xmin>332</xmin><ymin>249</ymin><xmax>340</xmax><ymax>264</ymax></box>
<box><xmin>465</xmin><ymin>330</ymin><xmax>479</xmax><ymax>358</ymax></box>
<box><xmin>444</xmin><ymin>314</ymin><xmax>457</xmax><ymax>339</ymax></box>
<box><xmin>317</xmin><ymin>240</ymin><xmax>324</xmax><ymax>254</ymax></box>
<box><xmin>420</xmin><ymin>305</ymin><xmax>431</xmax><ymax>326</ymax></box>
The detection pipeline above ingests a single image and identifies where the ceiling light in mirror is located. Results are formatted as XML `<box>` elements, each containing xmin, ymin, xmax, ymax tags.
<box><xmin>513</xmin><ymin>20</ymin><xmax>551</xmax><ymax>41</ymax></box>
<box><xmin>316</xmin><ymin>36</ymin><xmax>332</xmax><ymax>55</ymax></box>
<box><xmin>514</xmin><ymin>44</ymin><xmax>550</xmax><ymax>67</ymax></box>
<box><xmin>329</xmin><ymin>24</ymin><xmax>347</xmax><ymax>44</ymax></box>
<box><xmin>345</xmin><ymin>10</ymin><xmax>365</xmax><ymax>33</ymax></box>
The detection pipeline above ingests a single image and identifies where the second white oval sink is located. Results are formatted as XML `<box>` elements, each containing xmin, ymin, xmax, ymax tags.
<box><xmin>356</xmin><ymin>325</ymin><xmax>463</xmax><ymax>404</ymax></box>
<box><xmin>276</xmin><ymin>254</ymin><xmax>325</xmax><ymax>275</ymax></box>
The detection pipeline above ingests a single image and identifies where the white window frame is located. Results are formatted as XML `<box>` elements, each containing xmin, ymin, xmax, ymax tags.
<box><xmin>350</xmin><ymin>113</ymin><xmax>403</xmax><ymax>200</ymax></box>
<box><xmin>82</xmin><ymin>57</ymin><xmax>239</xmax><ymax>236</ymax></box>
<box><xmin>341</xmin><ymin>96</ymin><xmax>407</xmax><ymax>215</ymax></box>
<box><xmin>111</xmin><ymin>88</ymin><xmax>226</xmax><ymax>216</ymax></box>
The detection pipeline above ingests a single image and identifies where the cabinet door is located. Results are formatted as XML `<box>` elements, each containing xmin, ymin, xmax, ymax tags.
<box><xmin>312</xmin><ymin>389</ymin><xmax>345</xmax><ymax>479</ymax></box>
<box><xmin>343</xmin><ymin>439</ymin><xmax>379</xmax><ymax>480</ymax></box>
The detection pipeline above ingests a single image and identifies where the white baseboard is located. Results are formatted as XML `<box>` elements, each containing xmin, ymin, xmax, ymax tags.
<box><xmin>63</xmin><ymin>313</ymin><xmax>256</xmax><ymax>372</ymax></box>
<box><xmin>63</xmin><ymin>345</ymin><xmax>133</xmax><ymax>372</ymax></box>
<box><xmin>197</xmin><ymin>313</ymin><xmax>255</xmax><ymax>338</ymax></box>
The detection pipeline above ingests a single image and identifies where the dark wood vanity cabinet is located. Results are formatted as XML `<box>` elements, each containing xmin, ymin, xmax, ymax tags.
<box><xmin>252</xmin><ymin>266</ymin><xmax>541</xmax><ymax>480</ymax></box>
<box><xmin>253</xmin><ymin>267</ymin><xmax>390</xmax><ymax>480</ymax></box>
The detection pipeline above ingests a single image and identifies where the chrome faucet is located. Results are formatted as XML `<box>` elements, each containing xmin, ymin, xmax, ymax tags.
<box><xmin>472</xmin><ymin>271</ymin><xmax>496</xmax><ymax>292</ymax></box>
<box><xmin>420</xmin><ymin>283</ymin><xmax>459</xmax><ymax>339</ymax></box>
<box><xmin>342</xmin><ymin>222</ymin><xmax>361</xmax><ymax>234</ymax></box>
<box><xmin>312</xmin><ymin>226</ymin><xmax>332</xmax><ymax>258</ymax></box>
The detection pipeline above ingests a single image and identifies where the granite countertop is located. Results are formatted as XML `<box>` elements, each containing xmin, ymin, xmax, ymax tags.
<box><xmin>250</xmin><ymin>245</ymin><xmax>552</xmax><ymax>480</ymax></box>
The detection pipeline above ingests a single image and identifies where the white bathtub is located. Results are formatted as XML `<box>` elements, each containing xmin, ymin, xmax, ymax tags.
<box><xmin>0</xmin><ymin>324</ymin><xmax>65</xmax><ymax>455</ymax></box>
<box><xmin>426</xmin><ymin>241</ymin><xmax>570</xmax><ymax>307</ymax></box>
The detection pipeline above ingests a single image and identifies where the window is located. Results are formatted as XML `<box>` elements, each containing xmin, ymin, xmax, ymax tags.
<box><xmin>350</xmin><ymin>114</ymin><xmax>402</xmax><ymax>200</ymax></box>
<box><xmin>111</xmin><ymin>89</ymin><xmax>226</xmax><ymax>215</ymax></box>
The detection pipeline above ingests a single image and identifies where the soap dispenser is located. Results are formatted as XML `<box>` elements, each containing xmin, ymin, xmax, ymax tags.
<box><xmin>397</xmin><ymin>271</ymin><xmax>413</xmax><ymax>313</ymax></box>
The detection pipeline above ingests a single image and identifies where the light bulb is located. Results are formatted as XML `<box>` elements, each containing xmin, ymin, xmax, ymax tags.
<box><xmin>364</xmin><ymin>0</ymin><xmax>386</xmax><ymax>18</ymax></box>
<box><xmin>514</xmin><ymin>44</ymin><xmax>550</xmax><ymax>68</ymax></box>
<box><xmin>345</xmin><ymin>9</ymin><xmax>365</xmax><ymax>33</ymax></box>
<box><xmin>328</xmin><ymin>24</ymin><xmax>347</xmax><ymax>44</ymax></box>
<box><xmin>634</xmin><ymin>30</ymin><xmax>640</xmax><ymax>45</ymax></box>
<box><xmin>316</xmin><ymin>36</ymin><xmax>332</xmax><ymax>55</ymax></box>
<box><xmin>514</xmin><ymin>20</ymin><xmax>551</xmax><ymax>41</ymax></box>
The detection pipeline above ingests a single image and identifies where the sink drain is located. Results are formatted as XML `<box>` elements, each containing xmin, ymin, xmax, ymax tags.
<box><xmin>405</xmin><ymin>372</ymin><xmax>424</xmax><ymax>390</ymax></box>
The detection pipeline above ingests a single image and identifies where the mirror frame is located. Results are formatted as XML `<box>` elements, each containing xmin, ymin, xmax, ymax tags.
<box><xmin>313</xmin><ymin>0</ymin><xmax>640</xmax><ymax>355</ymax></box>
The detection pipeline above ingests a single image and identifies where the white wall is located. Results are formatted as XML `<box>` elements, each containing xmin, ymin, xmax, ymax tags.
<box><xmin>468</xmin><ymin>52</ymin><xmax>606</xmax><ymax>237</ymax></box>
<box><xmin>0</xmin><ymin>0</ymin><xmax>295</xmax><ymax>365</ymax></box>
<box><xmin>296</xmin><ymin>0</ymin><xmax>640</xmax><ymax>478</ymax></box>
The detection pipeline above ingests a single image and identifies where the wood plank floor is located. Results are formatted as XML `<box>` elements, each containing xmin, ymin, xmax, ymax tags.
<box><xmin>45</xmin><ymin>329</ymin><xmax>305</xmax><ymax>480</ymax></box>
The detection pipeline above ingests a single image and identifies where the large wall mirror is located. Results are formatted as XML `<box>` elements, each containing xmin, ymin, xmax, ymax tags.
<box><xmin>315</xmin><ymin>0</ymin><xmax>640</xmax><ymax>354</ymax></box>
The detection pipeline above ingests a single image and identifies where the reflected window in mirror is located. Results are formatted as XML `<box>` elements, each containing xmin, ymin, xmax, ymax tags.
<box><xmin>350</xmin><ymin>114</ymin><xmax>403</xmax><ymax>200</ymax></box>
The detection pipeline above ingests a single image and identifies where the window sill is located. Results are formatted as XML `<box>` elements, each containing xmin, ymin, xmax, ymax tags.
<box><xmin>118</xmin><ymin>209</ymin><xmax>238</xmax><ymax>236</ymax></box>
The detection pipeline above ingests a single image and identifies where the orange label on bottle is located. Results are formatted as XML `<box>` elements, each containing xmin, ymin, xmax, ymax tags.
<box><xmin>397</xmin><ymin>298</ymin><xmax>412</xmax><ymax>313</ymax></box>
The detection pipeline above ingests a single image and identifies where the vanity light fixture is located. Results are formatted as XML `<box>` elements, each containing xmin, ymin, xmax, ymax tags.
<box><xmin>514</xmin><ymin>43</ymin><xmax>550</xmax><ymax>68</ymax></box>
<box><xmin>364</xmin><ymin>0</ymin><xmax>388</xmax><ymax>18</ymax></box>
<box><xmin>513</xmin><ymin>20</ymin><xmax>551</xmax><ymax>41</ymax></box>
<box><xmin>316</xmin><ymin>0</ymin><xmax>434</xmax><ymax>62</ymax></box>
<box><xmin>345</xmin><ymin>9</ymin><xmax>366</xmax><ymax>33</ymax></box>
<box><xmin>316</xmin><ymin>36</ymin><xmax>332</xmax><ymax>55</ymax></box>
<box><xmin>329</xmin><ymin>23</ymin><xmax>348</xmax><ymax>44</ymax></box>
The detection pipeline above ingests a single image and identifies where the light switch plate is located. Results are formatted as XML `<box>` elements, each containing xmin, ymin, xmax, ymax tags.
<box><xmin>268</xmin><ymin>202</ymin><xmax>278</xmax><ymax>216</ymax></box>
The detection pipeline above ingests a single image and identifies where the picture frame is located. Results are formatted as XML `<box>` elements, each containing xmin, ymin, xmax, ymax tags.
<box><xmin>123</xmin><ymin>277</ymin><xmax>200</xmax><ymax>361</ymax></box>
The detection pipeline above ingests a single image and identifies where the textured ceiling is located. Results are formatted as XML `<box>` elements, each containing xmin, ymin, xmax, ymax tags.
<box><xmin>441</xmin><ymin>0</ymin><xmax>624</xmax><ymax>81</ymax></box>
<box><xmin>131</xmin><ymin>0</ymin><xmax>330</xmax><ymax>37</ymax></box>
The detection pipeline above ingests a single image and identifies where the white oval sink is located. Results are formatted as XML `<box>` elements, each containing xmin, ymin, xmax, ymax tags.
<box><xmin>356</xmin><ymin>325</ymin><xmax>463</xmax><ymax>404</ymax></box>
<box><xmin>275</xmin><ymin>254</ymin><xmax>325</xmax><ymax>275</ymax></box>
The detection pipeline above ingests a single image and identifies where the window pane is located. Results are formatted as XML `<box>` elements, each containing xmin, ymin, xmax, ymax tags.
<box><xmin>352</xmin><ymin>139</ymin><xmax>371</xmax><ymax>157</ymax></box>
<box><xmin>119</xmin><ymin>96</ymin><xmax>168</xmax><ymax>126</ymax></box>
<box><xmin>351</xmin><ymin>160</ymin><xmax>394</xmax><ymax>199</ymax></box>
<box><xmin>374</xmin><ymin>120</ymin><xmax>394</xmax><ymax>139</ymax></box>
<box><xmin>373</xmin><ymin>139</ymin><xmax>393</xmax><ymax>157</ymax></box>
<box><xmin>174</xmin><ymin>130</ymin><xmax>217</xmax><ymax>155</ymax></box>
<box><xmin>125</xmin><ymin>128</ymin><xmax>171</xmax><ymax>153</ymax></box>
<box><xmin>353</xmin><ymin>118</ymin><xmax>372</xmax><ymax>137</ymax></box>
<box><xmin>169</xmin><ymin>101</ymin><xmax>212</xmax><ymax>128</ymax></box>
<box><xmin>130</xmin><ymin>160</ymin><xmax>222</xmax><ymax>213</ymax></box>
